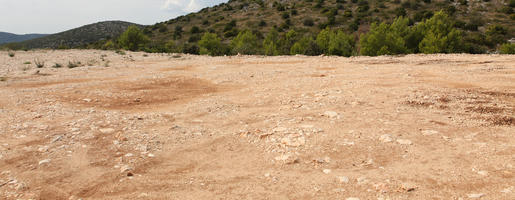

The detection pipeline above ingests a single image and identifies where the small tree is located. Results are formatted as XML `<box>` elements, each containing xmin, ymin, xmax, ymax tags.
<box><xmin>359</xmin><ymin>17</ymin><xmax>409</xmax><ymax>56</ymax></box>
<box><xmin>165</xmin><ymin>40</ymin><xmax>182</xmax><ymax>53</ymax></box>
<box><xmin>198</xmin><ymin>32</ymin><xmax>224</xmax><ymax>56</ymax></box>
<box><xmin>316</xmin><ymin>28</ymin><xmax>331</xmax><ymax>54</ymax></box>
<box><xmin>118</xmin><ymin>26</ymin><xmax>149</xmax><ymax>51</ymax></box>
<box><xmin>328</xmin><ymin>30</ymin><xmax>355</xmax><ymax>57</ymax></box>
<box><xmin>417</xmin><ymin>11</ymin><xmax>463</xmax><ymax>53</ymax></box>
<box><xmin>231</xmin><ymin>30</ymin><xmax>259</xmax><ymax>55</ymax></box>
<box><xmin>263</xmin><ymin>28</ymin><xmax>280</xmax><ymax>56</ymax></box>
<box><xmin>291</xmin><ymin>37</ymin><xmax>314</xmax><ymax>55</ymax></box>
<box><xmin>499</xmin><ymin>43</ymin><xmax>515</xmax><ymax>54</ymax></box>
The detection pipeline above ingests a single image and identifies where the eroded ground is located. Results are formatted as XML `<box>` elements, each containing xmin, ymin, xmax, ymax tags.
<box><xmin>0</xmin><ymin>50</ymin><xmax>513</xmax><ymax>199</ymax></box>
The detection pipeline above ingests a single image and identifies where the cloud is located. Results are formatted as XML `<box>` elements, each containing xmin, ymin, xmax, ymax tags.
<box><xmin>162</xmin><ymin>0</ymin><xmax>203</xmax><ymax>13</ymax></box>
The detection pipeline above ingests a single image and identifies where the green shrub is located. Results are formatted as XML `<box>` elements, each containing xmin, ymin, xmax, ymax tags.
<box><xmin>263</xmin><ymin>28</ymin><xmax>280</xmax><ymax>56</ymax></box>
<box><xmin>0</xmin><ymin>77</ymin><xmax>6</xmax><ymax>82</ymax></box>
<box><xmin>499</xmin><ymin>43</ymin><xmax>515</xmax><ymax>54</ymax></box>
<box><xmin>23</xmin><ymin>61</ymin><xmax>31</xmax><ymax>64</ymax></box>
<box><xmin>231</xmin><ymin>30</ymin><xmax>259</xmax><ymax>55</ymax></box>
<box><xmin>67</xmin><ymin>61</ymin><xmax>81</xmax><ymax>68</ymax></box>
<box><xmin>418</xmin><ymin>11</ymin><xmax>463</xmax><ymax>53</ymax></box>
<box><xmin>8</xmin><ymin>52</ymin><xmax>15</xmax><ymax>57</ymax></box>
<box><xmin>182</xmin><ymin>43</ymin><xmax>200</xmax><ymax>55</ymax></box>
<box><xmin>304</xmin><ymin>18</ymin><xmax>315</xmax><ymax>26</ymax></box>
<box><xmin>485</xmin><ymin>25</ymin><xmax>508</xmax><ymax>47</ymax></box>
<box><xmin>115</xmin><ymin>50</ymin><xmax>126</xmax><ymax>55</ymax></box>
<box><xmin>34</xmin><ymin>59</ymin><xmax>45</xmax><ymax>68</ymax></box>
<box><xmin>291</xmin><ymin>36</ymin><xmax>317</xmax><ymax>55</ymax></box>
<box><xmin>359</xmin><ymin>17</ymin><xmax>410</xmax><ymax>56</ymax></box>
<box><xmin>198</xmin><ymin>32</ymin><xmax>225</xmax><ymax>56</ymax></box>
<box><xmin>118</xmin><ymin>26</ymin><xmax>149</xmax><ymax>51</ymax></box>
<box><xmin>165</xmin><ymin>40</ymin><xmax>182</xmax><ymax>53</ymax></box>
<box><xmin>52</xmin><ymin>63</ymin><xmax>62</xmax><ymax>68</ymax></box>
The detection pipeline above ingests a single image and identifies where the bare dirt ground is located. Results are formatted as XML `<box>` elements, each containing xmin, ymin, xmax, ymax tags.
<box><xmin>0</xmin><ymin>50</ymin><xmax>513</xmax><ymax>200</ymax></box>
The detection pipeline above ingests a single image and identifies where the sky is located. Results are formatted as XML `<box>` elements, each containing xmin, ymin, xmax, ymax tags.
<box><xmin>0</xmin><ymin>0</ymin><xmax>228</xmax><ymax>34</ymax></box>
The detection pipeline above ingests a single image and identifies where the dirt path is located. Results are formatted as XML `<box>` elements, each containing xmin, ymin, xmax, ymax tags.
<box><xmin>0</xmin><ymin>50</ymin><xmax>514</xmax><ymax>199</ymax></box>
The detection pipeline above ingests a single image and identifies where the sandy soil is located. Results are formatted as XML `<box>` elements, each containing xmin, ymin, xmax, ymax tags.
<box><xmin>0</xmin><ymin>50</ymin><xmax>513</xmax><ymax>200</ymax></box>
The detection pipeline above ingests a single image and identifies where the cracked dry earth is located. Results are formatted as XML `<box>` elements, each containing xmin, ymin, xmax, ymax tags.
<box><xmin>0</xmin><ymin>50</ymin><xmax>514</xmax><ymax>200</ymax></box>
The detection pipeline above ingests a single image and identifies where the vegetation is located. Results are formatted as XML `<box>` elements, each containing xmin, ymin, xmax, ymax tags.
<box><xmin>2</xmin><ymin>1</ymin><xmax>513</xmax><ymax>56</ymax></box>
<box><xmin>198</xmin><ymin>32</ymin><xmax>226</xmax><ymax>56</ymax></box>
<box><xmin>118</xmin><ymin>26</ymin><xmax>149</xmax><ymax>51</ymax></box>
<box><xmin>8</xmin><ymin>51</ymin><xmax>15</xmax><ymax>57</ymax></box>
<box><xmin>34</xmin><ymin>59</ymin><xmax>45</xmax><ymax>68</ymax></box>
<box><xmin>67</xmin><ymin>61</ymin><xmax>81</xmax><ymax>68</ymax></box>
<box><xmin>2</xmin><ymin>21</ymin><xmax>139</xmax><ymax>49</ymax></box>
<box><xmin>499</xmin><ymin>43</ymin><xmax>515</xmax><ymax>54</ymax></box>
<box><xmin>52</xmin><ymin>63</ymin><xmax>63</xmax><ymax>68</ymax></box>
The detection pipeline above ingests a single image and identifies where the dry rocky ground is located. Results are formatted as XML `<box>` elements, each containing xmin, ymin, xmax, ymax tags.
<box><xmin>0</xmin><ymin>50</ymin><xmax>513</xmax><ymax>200</ymax></box>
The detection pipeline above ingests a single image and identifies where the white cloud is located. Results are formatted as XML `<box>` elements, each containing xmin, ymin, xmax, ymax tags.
<box><xmin>162</xmin><ymin>0</ymin><xmax>224</xmax><ymax>13</ymax></box>
<box><xmin>0</xmin><ymin>0</ymin><xmax>228</xmax><ymax>34</ymax></box>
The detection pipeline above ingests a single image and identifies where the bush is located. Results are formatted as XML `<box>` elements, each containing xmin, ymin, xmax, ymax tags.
<box><xmin>418</xmin><ymin>11</ymin><xmax>463</xmax><ymax>53</ymax></box>
<box><xmin>165</xmin><ymin>40</ymin><xmax>182</xmax><ymax>53</ymax></box>
<box><xmin>485</xmin><ymin>25</ymin><xmax>508</xmax><ymax>47</ymax></box>
<box><xmin>8</xmin><ymin>52</ymin><xmax>14</xmax><ymax>57</ymax></box>
<box><xmin>118</xmin><ymin>26</ymin><xmax>149</xmax><ymax>51</ymax></box>
<box><xmin>52</xmin><ymin>63</ymin><xmax>62</xmax><ymax>68</ymax></box>
<box><xmin>34</xmin><ymin>59</ymin><xmax>45</xmax><ymax>68</ymax></box>
<box><xmin>304</xmin><ymin>18</ymin><xmax>315</xmax><ymax>26</ymax></box>
<box><xmin>317</xmin><ymin>28</ymin><xmax>355</xmax><ymax>56</ymax></box>
<box><xmin>182</xmin><ymin>43</ymin><xmax>200</xmax><ymax>55</ymax></box>
<box><xmin>263</xmin><ymin>28</ymin><xmax>280</xmax><ymax>56</ymax></box>
<box><xmin>231</xmin><ymin>30</ymin><xmax>259</xmax><ymax>55</ymax></box>
<box><xmin>359</xmin><ymin>17</ymin><xmax>410</xmax><ymax>56</ymax></box>
<box><xmin>291</xmin><ymin>36</ymin><xmax>319</xmax><ymax>55</ymax></box>
<box><xmin>499</xmin><ymin>43</ymin><xmax>515</xmax><ymax>54</ymax></box>
<box><xmin>198</xmin><ymin>32</ymin><xmax>225</xmax><ymax>56</ymax></box>
<box><xmin>67</xmin><ymin>61</ymin><xmax>81</xmax><ymax>68</ymax></box>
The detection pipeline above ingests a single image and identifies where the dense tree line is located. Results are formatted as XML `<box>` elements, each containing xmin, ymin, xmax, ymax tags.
<box><xmin>93</xmin><ymin>11</ymin><xmax>515</xmax><ymax>55</ymax></box>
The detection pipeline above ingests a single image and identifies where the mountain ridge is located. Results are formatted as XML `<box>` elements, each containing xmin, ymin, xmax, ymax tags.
<box><xmin>0</xmin><ymin>32</ymin><xmax>48</xmax><ymax>45</ymax></box>
<box><xmin>3</xmin><ymin>21</ymin><xmax>142</xmax><ymax>49</ymax></box>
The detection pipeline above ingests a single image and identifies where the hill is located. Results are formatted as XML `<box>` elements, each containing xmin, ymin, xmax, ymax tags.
<box><xmin>141</xmin><ymin>0</ymin><xmax>514</xmax><ymax>54</ymax></box>
<box><xmin>3</xmin><ymin>21</ymin><xmax>142</xmax><ymax>49</ymax></box>
<box><xmin>0</xmin><ymin>32</ymin><xmax>48</xmax><ymax>45</ymax></box>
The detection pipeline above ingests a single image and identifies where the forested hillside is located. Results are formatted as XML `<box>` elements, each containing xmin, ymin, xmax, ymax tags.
<box><xmin>123</xmin><ymin>0</ymin><xmax>513</xmax><ymax>55</ymax></box>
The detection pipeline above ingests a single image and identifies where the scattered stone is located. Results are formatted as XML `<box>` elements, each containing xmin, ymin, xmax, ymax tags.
<box><xmin>274</xmin><ymin>154</ymin><xmax>299</xmax><ymax>164</ymax></box>
<box><xmin>147</xmin><ymin>153</ymin><xmax>155</xmax><ymax>157</ymax></box>
<box><xmin>338</xmin><ymin>176</ymin><xmax>349</xmax><ymax>183</ymax></box>
<box><xmin>323</xmin><ymin>169</ymin><xmax>332</xmax><ymax>174</ymax></box>
<box><xmin>99</xmin><ymin>128</ymin><xmax>115</xmax><ymax>134</ymax></box>
<box><xmin>300</xmin><ymin>124</ymin><xmax>314</xmax><ymax>129</ymax></box>
<box><xmin>82</xmin><ymin>98</ymin><xmax>92</xmax><ymax>102</ymax></box>
<box><xmin>124</xmin><ymin>153</ymin><xmax>133</xmax><ymax>157</ymax></box>
<box><xmin>324</xmin><ymin>111</ymin><xmax>338</xmax><ymax>118</ymax></box>
<box><xmin>38</xmin><ymin>159</ymin><xmax>51</xmax><ymax>165</ymax></box>
<box><xmin>264</xmin><ymin>173</ymin><xmax>271</xmax><ymax>177</ymax></box>
<box><xmin>273</xmin><ymin>127</ymin><xmax>287</xmax><ymax>132</ymax></box>
<box><xmin>400</xmin><ymin>182</ymin><xmax>417</xmax><ymax>192</ymax></box>
<box><xmin>422</xmin><ymin>130</ymin><xmax>438</xmax><ymax>136</ymax></box>
<box><xmin>396</xmin><ymin>139</ymin><xmax>413</xmax><ymax>145</ymax></box>
<box><xmin>120</xmin><ymin>165</ymin><xmax>132</xmax><ymax>173</ymax></box>
<box><xmin>501</xmin><ymin>186</ymin><xmax>513</xmax><ymax>193</ymax></box>
<box><xmin>467</xmin><ymin>193</ymin><xmax>485</xmax><ymax>198</ymax></box>
<box><xmin>379</xmin><ymin>134</ymin><xmax>393</xmax><ymax>143</ymax></box>
<box><xmin>38</xmin><ymin>146</ymin><xmax>49</xmax><ymax>152</ymax></box>
<box><xmin>346</xmin><ymin>197</ymin><xmax>360</xmax><ymax>200</ymax></box>
<box><xmin>477</xmin><ymin>170</ymin><xmax>488</xmax><ymax>176</ymax></box>
<box><xmin>51</xmin><ymin>135</ymin><xmax>63</xmax><ymax>143</ymax></box>
<box><xmin>126</xmin><ymin>172</ymin><xmax>134</xmax><ymax>177</ymax></box>
<box><xmin>281</xmin><ymin>136</ymin><xmax>306</xmax><ymax>147</ymax></box>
